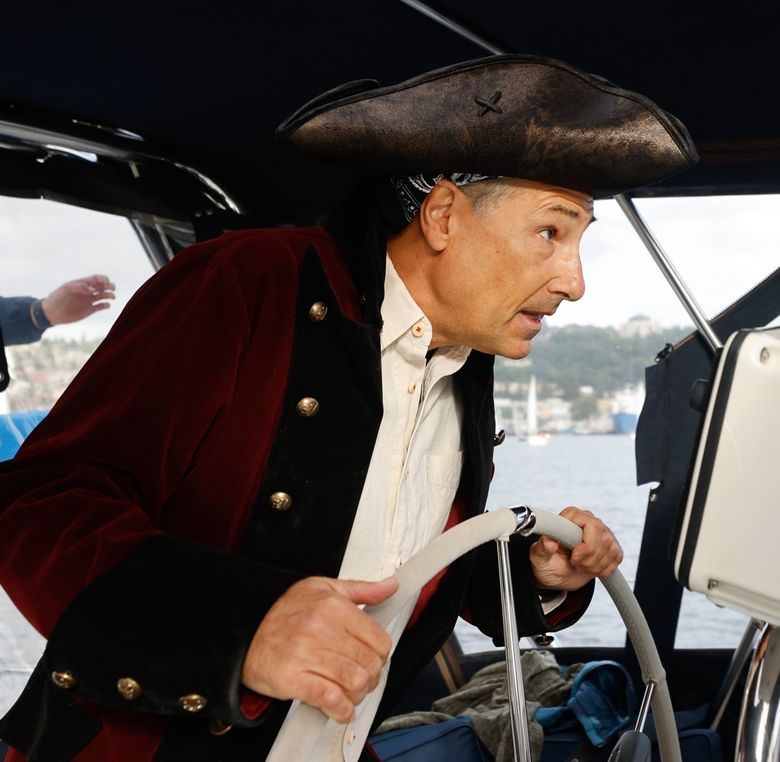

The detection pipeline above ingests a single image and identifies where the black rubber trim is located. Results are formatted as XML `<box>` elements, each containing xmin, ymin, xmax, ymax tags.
<box><xmin>677</xmin><ymin>330</ymin><xmax>749</xmax><ymax>587</ymax></box>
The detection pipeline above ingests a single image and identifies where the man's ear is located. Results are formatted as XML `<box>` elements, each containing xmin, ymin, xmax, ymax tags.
<box><xmin>418</xmin><ymin>180</ymin><xmax>460</xmax><ymax>253</ymax></box>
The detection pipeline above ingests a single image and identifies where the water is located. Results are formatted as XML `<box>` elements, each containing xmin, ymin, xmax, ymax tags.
<box><xmin>0</xmin><ymin>435</ymin><xmax>749</xmax><ymax>714</ymax></box>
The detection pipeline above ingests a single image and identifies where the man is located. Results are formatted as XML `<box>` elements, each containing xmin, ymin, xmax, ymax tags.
<box><xmin>0</xmin><ymin>55</ymin><xmax>696</xmax><ymax>762</ymax></box>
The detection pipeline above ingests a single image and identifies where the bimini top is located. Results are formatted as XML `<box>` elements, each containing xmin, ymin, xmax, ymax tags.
<box><xmin>277</xmin><ymin>54</ymin><xmax>698</xmax><ymax>199</ymax></box>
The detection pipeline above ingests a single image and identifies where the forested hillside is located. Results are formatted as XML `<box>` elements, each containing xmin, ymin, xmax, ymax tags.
<box><xmin>495</xmin><ymin>324</ymin><xmax>690</xmax><ymax>399</ymax></box>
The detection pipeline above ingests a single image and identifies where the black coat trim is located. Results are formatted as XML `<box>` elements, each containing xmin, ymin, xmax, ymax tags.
<box><xmin>241</xmin><ymin>249</ymin><xmax>383</xmax><ymax>577</ymax></box>
<box><xmin>40</xmin><ymin>535</ymin><xmax>303</xmax><ymax>726</ymax></box>
<box><xmin>0</xmin><ymin>663</ymin><xmax>100</xmax><ymax>762</ymax></box>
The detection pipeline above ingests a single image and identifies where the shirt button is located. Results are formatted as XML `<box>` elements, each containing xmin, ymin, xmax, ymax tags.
<box><xmin>407</xmin><ymin>382</ymin><xmax>416</xmax><ymax>394</ymax></box>
<box><xmin>397</xmin><ymin>558</ymin><xmax>404</xmax><ymax>569</ymax></box>
<box><xmin>346</xmin><ymin>730</ymin><xmax>357</xmax><ymax>744</ymax></box>
<box><xmin>411</xmin><ymin>322</ymin><xmax>425</xmax><ymax>338</ymax></box>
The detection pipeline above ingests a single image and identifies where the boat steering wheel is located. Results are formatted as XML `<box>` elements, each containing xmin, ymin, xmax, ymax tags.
<box><xmin>267</xmin><ymin>507</ymin><xmax>681</xmax><ymax>762</ymax></box>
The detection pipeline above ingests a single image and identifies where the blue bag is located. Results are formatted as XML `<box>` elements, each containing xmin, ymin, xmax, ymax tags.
<box><xmin>368</xmin><ymin>715</ymin><xmax>491</xmax><ymax>761</ymax></box>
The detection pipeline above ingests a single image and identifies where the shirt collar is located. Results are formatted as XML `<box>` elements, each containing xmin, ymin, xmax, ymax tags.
<box><xmin>380</xmin><ymin>255</ymin><xmax>427</xmax><ymax>351</ymax></box>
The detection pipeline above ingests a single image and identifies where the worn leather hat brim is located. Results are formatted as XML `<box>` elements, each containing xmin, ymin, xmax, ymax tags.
<box><xmin>277</xmin><ymin>54</ymin><xmax>698</xmax><ymax>198</ymax></box>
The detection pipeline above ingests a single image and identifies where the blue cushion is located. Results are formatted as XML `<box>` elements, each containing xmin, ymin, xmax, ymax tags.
<box><xmin>368</xmin><ymin>716</ymin><xmax>492</xmax><ymax>761</ymax></box>
<box><xmin>0</xmin><ymin>410</ymin><xmax>47</xmax><ymax>461</ymax></box>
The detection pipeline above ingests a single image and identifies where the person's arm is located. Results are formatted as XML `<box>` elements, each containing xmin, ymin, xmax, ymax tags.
<box><xmin>40</xmin><ymin>274</ymin><xmax>115</xmax><ymax>326</ymax></box>
<box><xmin>0</xmin><ymin>240</ymin><xmax>303</xmax><ymax>726</ymax></box>
<box><xmin>0</xmin><ymin>296</ymin><xmax>46</xmax><ymax>345</ymax></box>
<box><xmin>0</xmin><ymin>276</ymin><xmax>115</xmax><ymax>347</ymax></box>
<box><xmin>0</xmin><ymin>236</ymin><xmax>397</xmax><ymax>727</ymax></box>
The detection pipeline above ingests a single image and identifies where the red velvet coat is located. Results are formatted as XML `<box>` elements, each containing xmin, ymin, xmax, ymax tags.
<box><xmin>0</xmin><ymin>227</ymin><xmax>589</xmax><ymax>761</ymax></box>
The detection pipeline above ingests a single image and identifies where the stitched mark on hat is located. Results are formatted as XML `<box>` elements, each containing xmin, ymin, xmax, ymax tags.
<box><xmin>475</xmin><ymin>91</ymin><xmax>503</xmax><ymax>116</ymax></box>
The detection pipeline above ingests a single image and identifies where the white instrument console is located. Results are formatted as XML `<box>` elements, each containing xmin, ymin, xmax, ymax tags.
<box><xmin>675</xmin><ymin>326</ymin><xmax>780</xmax><ymax>625</ymax></box>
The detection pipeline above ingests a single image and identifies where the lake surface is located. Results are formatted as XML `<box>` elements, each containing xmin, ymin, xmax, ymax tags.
<box><xmin>0</xmin><ymin>434</ymin><xmax>749</xmax><ymax>715</ymax></box>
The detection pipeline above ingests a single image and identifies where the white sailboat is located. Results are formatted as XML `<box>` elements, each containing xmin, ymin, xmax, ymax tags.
<box><xmin>526</xmin><ymin>374</ymin><xmax>550</xmax><ymax>446</ymax></box>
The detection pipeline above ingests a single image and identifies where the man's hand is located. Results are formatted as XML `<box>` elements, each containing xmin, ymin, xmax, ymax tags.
<box><xmin>529</xmin><ymin>506</ymin><xmax>623</xmax><ymax>592</ymax></box>
<box><xmin>42</xmin><ymin>275</ymin><xmax>116</xmax><ymax>325</ymax></box>
<box><xmin>242</xmin><ymin>576</ymin><xmax>398</xmax><ymax>723</ymax></box>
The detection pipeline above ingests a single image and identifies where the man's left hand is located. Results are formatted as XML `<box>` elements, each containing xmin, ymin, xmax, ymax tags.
<box><xmin>529</xmin><ymin>506</ymin><xmax>622</xmax><ymax>592</ymax></box>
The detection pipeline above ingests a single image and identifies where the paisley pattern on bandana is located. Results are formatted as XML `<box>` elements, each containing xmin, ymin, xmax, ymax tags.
<box><xmin>390</xmin><ymin>173</ymin><xmax>501</xmax><ymax>222</ymax></box>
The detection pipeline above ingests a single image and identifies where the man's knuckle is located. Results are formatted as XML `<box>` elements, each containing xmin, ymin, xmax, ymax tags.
<box><xmin>318</xmin><ymin>684</ymin><xmax>343</xmax><ymax>710</ymax></box>
<box><xmin>369</xmin><ymin>653</ymin><xmax>384</xmax><ymax>678</ymax></box>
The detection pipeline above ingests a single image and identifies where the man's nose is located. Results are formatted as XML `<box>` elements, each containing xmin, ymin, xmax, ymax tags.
<box><xmin>550</xmin><ymin>248</ymin><xmax>585</xmax><ymax>302</ymax></box>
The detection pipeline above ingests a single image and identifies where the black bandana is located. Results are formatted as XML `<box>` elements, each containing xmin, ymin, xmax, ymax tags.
<box><xmin>390</xmin><ymin>173</ymin><xmax>500</xmax><ymax>223</ymax></box>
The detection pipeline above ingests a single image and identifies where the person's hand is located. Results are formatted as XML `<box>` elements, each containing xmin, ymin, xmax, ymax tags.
<box><xmin>242</xmin><ymin>576</ymin><xmax>398</xmax><ymax>723</ymax></box>
<box><xmin>41</xmin><ymin>275</ymin><xmax>116</xmax><ymax>325</ymax></box>
<box><xmin>529</xmin><ymin>506</ymin><xmax>623</xmax><ymax>592</ymax></box>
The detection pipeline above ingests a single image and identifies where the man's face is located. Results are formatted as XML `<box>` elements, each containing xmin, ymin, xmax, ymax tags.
<box><xmin>429</xmin><ymin>179</ymin><xmax>594</xmax><ymax>359</ymax></box>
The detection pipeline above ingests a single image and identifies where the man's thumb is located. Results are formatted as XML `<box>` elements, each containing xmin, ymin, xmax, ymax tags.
<box><xmin>534</xmin><ymin>536</ymin><xmax>560</xmax><ymax>557</ymax></box>
<box><xmin>336</xmin><ymin>576</ymin><xmax>399</xmax><ymax>606</ymax></box>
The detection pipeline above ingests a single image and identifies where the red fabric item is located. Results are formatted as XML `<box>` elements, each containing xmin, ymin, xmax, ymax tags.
<box><xmin>5</xmin><ymin>706</ymin><xmax>167</xmax><ymax>762</ymax></box>
<box><xmin>405</xmin><ymin>491</ymin><xmax>469</xmax><ymax>630</ymax></box>
<box><xmin>239</xmin><ymin>689</ymin><xmax>273</xmax><ymax>721</ymax></box>
<box><xmin>544</xmin><ymin>585</ymin><xmax>589</xmax><ymax>628</ymax></box>
<box><xmin>363</xmin><ymin>741</ymin><xmax>382</xmax><ymax>761</ymax></box>
<box><xmin>0</xmin><ymin>228</ymin><xmax>360</xmax><ymax>761</ymax></box>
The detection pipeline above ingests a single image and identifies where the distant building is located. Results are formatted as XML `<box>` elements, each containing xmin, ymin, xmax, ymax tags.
<box><xmin>618</xmin><ymin>314</ymin><xmax>662</xmax><ymax>338</ymax></box>
<box><xmin>610</xmin><ymin>382</ymin><xmax>646</xmax><ymax>434</ymax></box>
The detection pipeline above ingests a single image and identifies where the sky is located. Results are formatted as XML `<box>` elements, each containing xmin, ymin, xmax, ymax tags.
<box><xmin>2</xmin><ymin>193</ymin><xmax>780</xmax><ymax>340</ymax></box>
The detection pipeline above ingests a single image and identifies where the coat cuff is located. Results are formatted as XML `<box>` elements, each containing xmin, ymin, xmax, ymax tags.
<box><xmin>42</xmin><ymin>535</ymin><xmax>304</xmax><ymax>726</ymax></box>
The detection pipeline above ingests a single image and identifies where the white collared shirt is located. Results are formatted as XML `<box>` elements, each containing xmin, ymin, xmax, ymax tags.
<box><xmin>274</xmin><ymin>256</ymin><xmax>470</xmax><ymax>760</ymax></box>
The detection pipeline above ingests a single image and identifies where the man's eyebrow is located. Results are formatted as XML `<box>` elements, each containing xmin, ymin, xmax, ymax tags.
<box><xmin>549</xmin><ymin>203</ymin><xmax>597</xmax><ymax>225</ymax></box>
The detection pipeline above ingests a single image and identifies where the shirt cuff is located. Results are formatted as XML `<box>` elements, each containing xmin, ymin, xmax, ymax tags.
<box><xmin>540</xmin><ymin>591</ymin><xmax>567</xmax><ymax>615</ymax></box>
<box><xmin>30</xmin><ymin>299</ymin><xmax>52</xmax><ymax>331</ymax></box>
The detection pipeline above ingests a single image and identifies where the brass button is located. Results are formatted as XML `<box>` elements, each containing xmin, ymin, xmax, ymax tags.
<box><xmin>308</xmin><ymin>301</ymin><xmax>328</xmax><ymax>321</ymax></box>
<box><xmin>296</xmin><ymin>397</ymin><xmax>320</xmax><ymax>417</ymax></box>
<box><xmin>269</xmin><ymin>492</ymin><xmax>292</xmax><ymax>512</ymax></box>
<box><xmin>179</xmin><ymin>694</ymin><xmax>208</xmax><ymax>713</ymax></box>
<box><xmin>51</xmin><ymin>670</ymin><xmax>77</xmax><ymax>690</ymax></box>
<box><xmin>117</xmin><ymin>677</ymin><xmax>142</xmax><ymax>701</ymax></box>
<box><xmin>209</xmin><ymin>720</ymin><xmax>234</xmax><ymax>736</ymax></box>
<box><xmin>493</xmin><ymin>429</ymin><xmax>506</xmax><ymax>446</ymax></box>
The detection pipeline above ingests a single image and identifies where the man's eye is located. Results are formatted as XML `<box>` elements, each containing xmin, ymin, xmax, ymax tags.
<box><xmin>540</xmin><ymin>228</ymin><xmax>555</xmax><ymax>241</ymax></box>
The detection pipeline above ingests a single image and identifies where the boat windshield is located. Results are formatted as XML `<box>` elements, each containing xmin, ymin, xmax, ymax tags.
<box><xmin>2</xmin><ymin>193</ymin><xmax>780</xmax><ymax>668</ymax></box>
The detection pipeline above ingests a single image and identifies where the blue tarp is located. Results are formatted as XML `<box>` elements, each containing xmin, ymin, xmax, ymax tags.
<box><xmin>0</xmin><ymin>410</ymin><xmax>48</xmax><ymax>461</ymax></box>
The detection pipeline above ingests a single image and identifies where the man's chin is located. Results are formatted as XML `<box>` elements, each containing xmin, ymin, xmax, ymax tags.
<box><xmin>495</xmin><ymin>338</ymin><xmax>533</xmax><ymax>360</ymax></box>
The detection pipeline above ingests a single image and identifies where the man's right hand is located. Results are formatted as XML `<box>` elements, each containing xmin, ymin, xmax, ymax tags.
<box><xmin>241</xmin><ymin>576</ymin><xmax>398</xmax><ymax>723</ymax></box>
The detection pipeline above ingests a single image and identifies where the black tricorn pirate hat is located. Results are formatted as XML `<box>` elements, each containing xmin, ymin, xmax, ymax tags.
<box><xmin>276</xmin><ymin>54</ymin><xmax>698</xmax><ymax>198</ymax></box>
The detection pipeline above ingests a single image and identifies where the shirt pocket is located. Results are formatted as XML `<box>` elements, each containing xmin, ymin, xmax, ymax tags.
<box><xmin>424</xmin><ymin>450</ymin><xmax>464</xmax><ymax>488</ymax></box>
<box><xmin>423</xmin><ymin>451</ymin><xmax>464</xmax><ymax>541</ymax></box>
